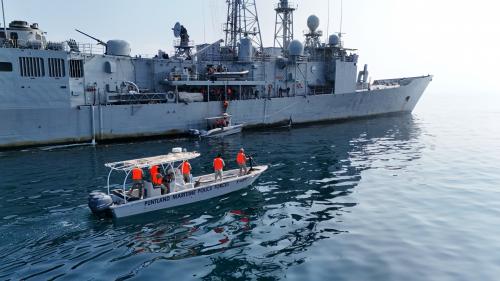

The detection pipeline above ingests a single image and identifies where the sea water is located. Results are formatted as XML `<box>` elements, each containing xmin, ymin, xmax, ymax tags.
<box><xmin>0</xmin><ymin>92</ymin><xmax>499</xmax><ymax>280</ymax></box>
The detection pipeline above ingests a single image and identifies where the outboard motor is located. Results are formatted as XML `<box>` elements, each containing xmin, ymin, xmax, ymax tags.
<box><xmin>88</xmin><ymin>191</ymin><xmax>113</xmax><ymax>217</ymax></box>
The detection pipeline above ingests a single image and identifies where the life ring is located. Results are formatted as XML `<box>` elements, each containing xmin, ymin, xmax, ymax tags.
<box><xmin>166</xmin><ymin>91</ymin><xmax>176</xmax><ymax>102</ymax></box>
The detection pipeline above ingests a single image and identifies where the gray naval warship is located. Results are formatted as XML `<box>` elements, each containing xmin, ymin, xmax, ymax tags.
<box><xmin>0</xmin><ymin>0</ymin><xmax>432</xmax><ymax>149</ymax></box>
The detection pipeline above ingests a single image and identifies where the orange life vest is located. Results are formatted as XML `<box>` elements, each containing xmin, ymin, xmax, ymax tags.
<box><xmin>213</xmin><ymin>157</ymin><xmax>224</xmax><ymax>171</ymax></box>
<box><xmin>182</xmin><ymin>161</ymin><xmax>191</xmax><ymax>175</ymax></box>
<box><xmin>150</xmin><ymin>165</ymin><xmax>159</xmax><ymax>175</ymax></box>
<box><xmin>132</xmin><ymin>168</ymin><xmax>143</xmax><ymax>180</ymax></box>
<box><xmin>155</xmin><ymin>173</ymin><xmax>163</xmax><ymax>185</ymax></box>
<box><xmin>237</xmin><ymin>152</ymin><xmax>246</xmax><ymax>165</ymax></box>
<box><xmin>150</xmin><ymin>165</ymin><xmax>159</xmax><ymax>183</ymax></box>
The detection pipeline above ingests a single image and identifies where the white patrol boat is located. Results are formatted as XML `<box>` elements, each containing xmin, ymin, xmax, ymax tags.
<box><xmin>189</xmin><ymin>114</ymin><xmax>244</xmax><ymax>138</ymax></box>
<box><xmin>88</xmin><ymin>148</ymin><xmax>267</xmax><ymax>219</ymax></box>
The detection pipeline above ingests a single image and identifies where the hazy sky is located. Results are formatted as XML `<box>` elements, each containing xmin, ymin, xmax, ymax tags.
<box><xmin>3</xmin><ymin>0</ymin><xmax>500</xmax><ymax>95</ymax></box>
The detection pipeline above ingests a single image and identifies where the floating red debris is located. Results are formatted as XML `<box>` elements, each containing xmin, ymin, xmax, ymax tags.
<box><xmin>213</xmin><ymin>227</ymin><xmax>224</xmax><ymax>233</ymax></box>
<box><xmin>219</xmin><ymin>236</ymin><xmax>229</xmax><ymax>244</ymax></box>
<box><xmin>240</xmin><ymin>217</ymin><xmax>250</xmax><ymax>223</ymax></box>
<box><xmin>230</xmin><ymin>210</ymin><xmax>243</xmax><ymax>215</ymax></box>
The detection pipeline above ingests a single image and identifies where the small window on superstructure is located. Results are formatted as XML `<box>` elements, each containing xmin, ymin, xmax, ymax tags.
<box><xmin>10</xmin><ymin>32</ymin><xmax>18</xmax><ymax>40</ymax></box>
<box><xmin>48</xmin><ymin>58</ymin><xmax>66</xmax><ymax>78</ymax></box>
<box><xmin>0</xmin><ymin>32</ymin><xmax>5</xmax><ymax>39</ymax></box>
<box><xmin>0</xmin><ymin>62</ymin><xmax>13</xmax><ymax>72</ymax></box>
<box><xmin>69</xmin><ymin>59</ymin><xmax>84</xmax><ymax>78</ymax></box>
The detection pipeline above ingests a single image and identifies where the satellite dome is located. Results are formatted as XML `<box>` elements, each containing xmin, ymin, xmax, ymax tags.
<box><xmin>328</xmin><ymin>34</ymin><xmax>340</xmax><ymax>46</ymax></box>
<box><xmin>288</xmin><ymin>40</ymin><xmax>304</xmax><ymax>56</ymax></box>
<box><xmin>307</xmin><ymin>15</ymin><xmax>320</xmax><ymax>32</ymax></box>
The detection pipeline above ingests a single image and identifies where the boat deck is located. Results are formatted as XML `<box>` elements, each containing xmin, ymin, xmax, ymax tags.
<box><xmin>194</xmin><ymin>167</ymin><xmax>256</xmax><ymax>185</ymax></box>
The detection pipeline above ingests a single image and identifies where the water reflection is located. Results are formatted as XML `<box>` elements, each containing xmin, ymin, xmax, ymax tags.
<box><xmin>0</xmin><ymin>114</ymin><xmax>423</xmax><ymax>280</ymax></box>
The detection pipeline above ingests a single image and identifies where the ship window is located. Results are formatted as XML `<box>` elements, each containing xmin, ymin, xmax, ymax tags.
<box><xmin>0</xmin><ymin>62</ymin><xmax>12</xmax><ymax>72</ymax></box>
<box><xmin>0</xmin><ymin>32</ymin><xmax>5</xmax><ymax>39</ymax></box>
<box><xmin>69</xmin><ymin>59</ymin><xmax>84</xmax><ymax>78</ymax></box>
<box><xmin>18</xmin><ymin>57</ymin><xmax>45</xmax><ymax>77</ymax></box>
<box><xmin>10</xmin><ymin>32</ymin><xmax>18</xmax><ymax>40</ymax></box>
<box><xmin>48</xmin><ymin>58</ymin><xmax>65</xmax><ymax>77</ymax></box>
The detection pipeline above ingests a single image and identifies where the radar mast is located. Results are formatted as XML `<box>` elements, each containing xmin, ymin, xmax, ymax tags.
<box><xmin>273</xmin><ymin>0</ymin><xmax>296</xmax><ymax>50</ymax></box>
<box><xmin>223</xmin><ymin>0</ymin><xmax>263</xmax><ymax>55</ymax></box>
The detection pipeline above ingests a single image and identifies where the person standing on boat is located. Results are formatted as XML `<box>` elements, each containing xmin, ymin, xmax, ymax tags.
<box><xmin>149</xmin><ymin>165</ymin><xmax>159</xmax><ymax>183</ymax></box>
<box><xmin>182</xmin><ymin>160</ymin><xmax>192</xmax><ymax>183</ymax></box>
<box><xmin>129</xmin><ymin>167</ymin><xmax>144</xmax><ymax>199</ymax></box>
<box><xmin>237</xmin><ymin>148</ymin><xmax>249</xmax><ymax>176</ymax></box>
<box><xmin>213</xmin><ymin>154</ymin><xmax>225</xmax><ymax>182</ymax></box>
<box><xmin>162</xmin><ymin>169</ymin><xmax>174</xmax><ymax>195</ymax></box>
<box><xmin>150</xmin><ymin>165</ymin><xmax>163</xmax><ymax>189</ymax></box>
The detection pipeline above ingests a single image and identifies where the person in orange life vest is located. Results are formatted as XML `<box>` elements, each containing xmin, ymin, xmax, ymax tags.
<box><xmin>152</xmin><ymin>167</ymin><xmax>167</xmax><ymax>195</ymax></box>
<box><xmin>150</xmin><ymin>165</ymin><xmax>162</xmax><ymax>186</ymax></box>
<box><xmin>129</xmin><ymin>167</ymin><xmax>145</xmax><ymax>199</ymax></box>
<box><xmin>236</xmin><ymin>148</ymin><xmax>249</xmax><ymax>176</ymax></box>
<box><xmin>223</xmin><ymin>100</ymin><xmax>229</xmax><ymax>112</ymax></box>
<box><xmin>213</xmin><ymin>154</ymin><xmax>225</xmax><ymax>182</ymax></box>
<box><xmin>181</xmin><ymin>160</ymin><xmax>192</xmax><ymax>183</ymax></box>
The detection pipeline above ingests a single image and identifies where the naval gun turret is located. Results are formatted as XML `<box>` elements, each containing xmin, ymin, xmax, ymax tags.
<box><xmin>75</xmin><ymin>29</ymin><xmax>131</xmax><ymax>56</ymax></box>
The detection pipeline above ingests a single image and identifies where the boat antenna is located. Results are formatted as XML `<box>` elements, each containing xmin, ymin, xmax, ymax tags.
<box><xmin>326</xmin><ymin>0</ymin><xmax>330</xmax><ymax>43</ymax></box>
<box><xmin>1</xmin><ymin>0</ymin><xmax>7</xmax><ymax>37</ymax></box>
<box><xmin>339</xmin><ymin>0</ymin><xmax>343</xmax><ymax>41</ymax></box>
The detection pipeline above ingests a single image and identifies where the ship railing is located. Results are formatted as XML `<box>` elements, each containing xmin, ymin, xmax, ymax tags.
<box><xmin>77</xmin><ymin>43</ymin><xmax>105</xmax><ymax>55</ymax></box>
<box><xmin>0</xmin><ymin>38</ymin><xmax>48</xmax><ymax>50</ymax></box>
<box><xmin>133</xmin><ymin>54</ymin><xmax>155</xmax><ymax>59</ymax></box>
<box><xmin>173</xmin><ymin>39</ymin><xmax>195</xmax><ymax>48</ymax></box>
<box><xmin>0</xmin><ymin>39</ymin><xmax>106</xmax><ymax>55</ymax></box>
<box><xmin>274</xmin><ymin>1</ymin><xmax>298</xmax><ymax>10</ymax></box>
<box><xmin>168</xmin><ymin>72</ymin><xmax>199</xmax><ymax>81</ymax></box>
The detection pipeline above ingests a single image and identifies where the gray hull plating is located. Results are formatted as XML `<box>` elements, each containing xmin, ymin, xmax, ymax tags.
<box><xmin>0</xmin><ymin>76</ymin><xmax>431</xmax><ymax>148</ymax></box>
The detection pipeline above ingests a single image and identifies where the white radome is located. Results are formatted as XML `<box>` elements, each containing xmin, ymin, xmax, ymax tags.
<box><xmin>288</xmin><ymin>40</ymin><xmax>304</xmax><ymax>56</ymax></box>
<box><xmin>307</xmin><ymin>15</ymin><xmax>320</xmax><ymax>32</ymax></box>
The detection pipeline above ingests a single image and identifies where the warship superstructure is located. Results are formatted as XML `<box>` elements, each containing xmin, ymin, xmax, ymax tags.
<box><xmin>0</xmin><ymin>0</ymin><xmax>432</xmax><ymax>149</ymax></box>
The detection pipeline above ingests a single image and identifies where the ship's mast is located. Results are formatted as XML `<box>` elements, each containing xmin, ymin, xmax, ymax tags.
<box><xmin>1</xmin><ymin>0</ymin><xmax>7</xmax><ymax>36</ymax></box>
<box><xmin>273</xmin><ymin>0</ymin><xmax>296</xmax><ymax>50</ymax></box>
<box><xmin>224</xmin><ymin>0</ymin><xmax>263</xmax><ymax>54</ymax></box>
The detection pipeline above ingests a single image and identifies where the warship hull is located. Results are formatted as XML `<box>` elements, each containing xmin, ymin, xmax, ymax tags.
<box><xmin>0</xmin><ymin>75</ymin><xmax>431</xmax><ymax>149</ymax></box>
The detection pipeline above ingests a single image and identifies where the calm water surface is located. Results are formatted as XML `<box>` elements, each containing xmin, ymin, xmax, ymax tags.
<box><xmin>0</xmin><ymin>93</ymin><xmax>499</xmax><ymax>280</ymax></box>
